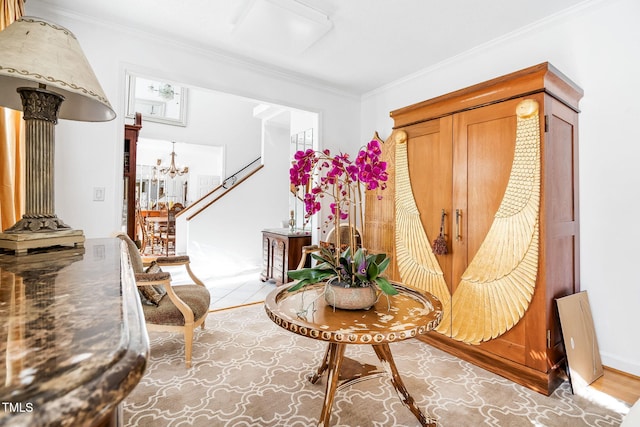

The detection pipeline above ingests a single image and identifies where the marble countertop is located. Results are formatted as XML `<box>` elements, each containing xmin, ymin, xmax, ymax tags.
<box><xmin>0</xmin><ymin>238</ymin><xmax>149</xmax><ymax>426</ymax></box>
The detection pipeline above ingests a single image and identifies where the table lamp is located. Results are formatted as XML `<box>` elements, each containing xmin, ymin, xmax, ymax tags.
<box><xmin>0</xmin><ymin>17</ymin><xmax>115</xmax><ymax>255</ymax></box>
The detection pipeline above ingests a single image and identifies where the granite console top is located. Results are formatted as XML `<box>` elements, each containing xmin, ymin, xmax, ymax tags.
<box><xmin>0</xmin><ymin>238</ymin><xmax>149</xmax><ymax>426</ymax></box>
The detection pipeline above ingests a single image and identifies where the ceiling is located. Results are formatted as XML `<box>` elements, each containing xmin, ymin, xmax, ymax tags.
<box><xmin>28</xmin><ymin>0</ymin><xmax>588</xmax><ymax>95</ymax></box>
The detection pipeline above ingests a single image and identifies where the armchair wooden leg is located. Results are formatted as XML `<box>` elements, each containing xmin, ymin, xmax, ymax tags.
<box><xmin>184</xmin><ymin>325</ymin><xmax>194</xmax><ymax>368</ymax></box>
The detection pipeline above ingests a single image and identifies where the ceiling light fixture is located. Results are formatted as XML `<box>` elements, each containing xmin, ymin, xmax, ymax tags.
<box><xmin>158</xmin><ymin>142</ymin><xmax>189</xmax><ymax>179</ymax></box>
<box><xmin>231</xmin><ymin>0</ymin><xmax>332</xmax><ymax>54</ymax></box>
<box><xmin>148</xmin><ymin>83</ymin><xmax>175</xmax><ymax>101</ymax></box>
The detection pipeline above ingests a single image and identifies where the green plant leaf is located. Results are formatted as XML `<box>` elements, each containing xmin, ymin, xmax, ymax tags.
<box><xmin>366</xmin><ymin>262</ymin><xmax>379</xmax><ymax>281</ymax></box>
<box><xmin>311</xmin><ymin>250</ymin><xmax>336</xmax><ymax>266</ymax></box>
<box><xmin>287</xmin><ymin>267</ymin><xmax>333</xmax><ymax>281</ymax></box>
<box><xmin>338</xmin><ymin>256</ymin><xmax>351</xmax><ymax>276</ymax></box>
<box><xmin>287</xmin><ymin>268</ymin><xmax>312</xmax><ymax>279</ymax></box>
<box><xmin>377</xmin><ymin>256</ymin><xmax>390</xmax><ymax>274</ymax></box>
<box><xmin>341</xmin><ymin>246</ymin><xmax>353</xmax><ymax>259</ymax></box>
<box><xmin>287</xmin><ymin>272</ymin><xmax>335</xmax><ymax>292</ymax></box>
<box><xmin>287</xmin><ymin>279</ymin><xmax>310</xmax><ymax>292</ymax></box>
<box><xmin>375</xmin><ymin>277</ymin><xmax>398</xmax><ymax>295</ymax></box>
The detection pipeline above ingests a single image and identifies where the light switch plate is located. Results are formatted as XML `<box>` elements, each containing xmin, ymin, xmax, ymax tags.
<box><xmin>93</xmin><ymin>187</ymin><xmax>105</xmax><ymax>201</ymax></box>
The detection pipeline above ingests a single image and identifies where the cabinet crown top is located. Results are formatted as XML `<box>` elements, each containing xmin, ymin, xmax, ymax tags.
<box><xmin>391</xmin><ymin>62</ymin><xmax>582</xmax><ymax>128</ymax></box>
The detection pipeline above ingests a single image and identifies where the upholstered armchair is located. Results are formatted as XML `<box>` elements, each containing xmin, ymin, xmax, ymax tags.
<box><xmin>117</xmin><ymin>232</ymin><xmax>210</xmax><ymax>368</ymax></box>
<box><xmin>323</xmin><ymin>223</ymin><xmax>361</xmax><ymax>251</ymax></box>
<box><xmin>294</xmin><ymin>224</ymin><xmax>362</xmax><ymax>270</ymax></box>
<box><xmin>296</xmin><ymin>244</ymin><xmax>320</xmax><ymax>270</ymax></box>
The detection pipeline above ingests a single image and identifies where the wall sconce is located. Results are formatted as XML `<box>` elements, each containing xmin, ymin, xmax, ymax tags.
<box><xmin>0</xmin><ymin>17</ymin><xmax>115</xmax><ymax>255</ymax></box>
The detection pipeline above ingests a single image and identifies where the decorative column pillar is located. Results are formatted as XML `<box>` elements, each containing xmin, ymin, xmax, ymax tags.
<box><xmin>0</xmin><ymin>86</ymin><xmax>84</xmax><ymax>255</ymax></box>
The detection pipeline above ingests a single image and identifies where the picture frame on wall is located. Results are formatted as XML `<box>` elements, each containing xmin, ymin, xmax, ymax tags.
<box><xmin>126</xmin><ymin>73</ymin><xmax>188</xmax><ymax>127</ymax></box>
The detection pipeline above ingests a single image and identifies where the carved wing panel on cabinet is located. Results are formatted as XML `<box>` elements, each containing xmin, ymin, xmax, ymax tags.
<box><xmin>395</xmin><ymin>98</ymin><xmax>542</xmax><ymax>345</ymax></box>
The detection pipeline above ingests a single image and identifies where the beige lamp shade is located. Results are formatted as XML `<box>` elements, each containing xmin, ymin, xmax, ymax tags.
<box><xmin>0</xmin><ymin>16</ymin><xmax>115</xmax><ymax>122</ymax></box>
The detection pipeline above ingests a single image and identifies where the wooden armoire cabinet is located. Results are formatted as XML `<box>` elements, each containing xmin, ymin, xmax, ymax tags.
<box><xmin>364</xmin><ymin>63</ymin><xmax>582</xmax><ymax>395</ymax></box>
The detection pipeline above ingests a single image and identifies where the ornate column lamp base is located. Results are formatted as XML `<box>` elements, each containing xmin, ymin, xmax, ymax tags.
<box><xmin>0</xmin><ymin>230</ymin><xmax>85</xmax><ymax>255</ymax></box>
<box><xmin>0</xmin><ymin>87</ymin><xmax>84</xmax><ymax>255</ymax></box>
<box><xmin>0</xmin><ymin>17</ymin><xmax>116</xmax><ymax>255</ymax></box>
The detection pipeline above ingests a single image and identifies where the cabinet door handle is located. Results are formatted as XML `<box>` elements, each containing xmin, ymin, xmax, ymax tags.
<box><xmin>456</xmin><ymin>209</ymin><xmax>462</xmax><ymax>241</ymax></box>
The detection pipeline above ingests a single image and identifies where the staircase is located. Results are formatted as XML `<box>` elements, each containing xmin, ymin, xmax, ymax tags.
<box><xmin>174</xmin><ymin>157</ymin><xmax>264</xmax><ymax>254</ymax></box>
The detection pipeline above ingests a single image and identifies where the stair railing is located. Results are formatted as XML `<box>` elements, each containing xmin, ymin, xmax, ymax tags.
<box><xmin>178</xmin><ymin>156</ymin><xmax>263</xmax><ymax>221</ymax></box>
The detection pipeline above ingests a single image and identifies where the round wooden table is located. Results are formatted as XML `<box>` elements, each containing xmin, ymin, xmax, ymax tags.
<box><xmin>264</xmin><ymin>282</ymin><xmax>443</xmax><ymax>426</ymax></box>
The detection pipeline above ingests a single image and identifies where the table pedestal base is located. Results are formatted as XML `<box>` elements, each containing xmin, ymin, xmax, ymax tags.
<box><xmin>310</xmin><ymin>342</ymin><xmax>437</xmax><ymax>427</ymax></box>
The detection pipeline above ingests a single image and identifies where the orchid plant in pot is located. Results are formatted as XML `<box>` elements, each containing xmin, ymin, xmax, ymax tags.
<box><xmin>287</xmin><ymin>139</ymin><xmax>398</xmax><ymax>309</ymax></box>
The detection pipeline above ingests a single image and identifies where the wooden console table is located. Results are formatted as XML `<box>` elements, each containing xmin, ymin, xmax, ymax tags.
<box><xmin>265</xmin><ymin>282</ymin><xmax>443</xmax><ymax>426</ymax></box>
<box><xmin>0</xmin><ymin>238</ymin><xmax>148</xmax><ymax>426</ymax></box>
<box><xmin>261</xmin><ymin>229</ymin><xmax>311</xmax><ymax>285</ymax></box>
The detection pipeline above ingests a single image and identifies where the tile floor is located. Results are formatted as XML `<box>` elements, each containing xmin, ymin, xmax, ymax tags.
<box><xmin>206</xmin><ymin>271</ymin><xmax>277</xmax><ymax>311</ymax></box>
<box><xmin>161</xmin><ymin>265</ymin><xmax>277</xmax><ymax>311</ymax></box>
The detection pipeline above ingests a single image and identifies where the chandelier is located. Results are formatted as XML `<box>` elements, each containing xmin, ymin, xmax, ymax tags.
<box><xmin>149</xmin><ymin>82</ymin><xmax>175</xmax><ymax>101</ymax></box>
<box><xmin>158</xmin><ymin>142</ymin><xmax>189</xmax><ymax>179</ymax></box>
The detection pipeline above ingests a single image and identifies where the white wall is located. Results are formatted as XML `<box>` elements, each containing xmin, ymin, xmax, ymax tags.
<box><xmin>361</xmin><ymin>0</ymin><xmax>640</xmax><ymax>376</ymax></box>
<box><xmin>187</xmin><ymin>123</ymin><xmax>292</xmax><ymax>273</ymax></box>
<box><xmin>182</xmin><ymin>88</ymin><xmax>263</xmax><ymax>175</ymax></box>
<box><xmin>136</xmin><ymin>86</ymin><xmax>263</xmax><ymax>166</ymax></box>
<box><xmin>25</xmin><ymin>2</ymin><xmax>360</xmax><ymax>260</ymax></box>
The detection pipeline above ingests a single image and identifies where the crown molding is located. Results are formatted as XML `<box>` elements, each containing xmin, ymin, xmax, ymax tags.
<box><xmin>25</xmin><ymin>1</ymin><xmax>361</xmax><ymax>101</ymax></box>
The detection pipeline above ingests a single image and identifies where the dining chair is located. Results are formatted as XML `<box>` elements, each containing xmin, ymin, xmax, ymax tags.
<box><xmin>161</xmin><ymin>204</ymin><xmax>184</xmax><ymax>256</ymax></box>
<box><xmin>134</xmin><ymin>203</ymin><xmax>149</xmax><ymax>254</ymax></box>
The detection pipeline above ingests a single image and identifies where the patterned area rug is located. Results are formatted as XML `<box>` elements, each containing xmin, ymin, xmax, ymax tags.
<box><xmin>123</xmin><ymin>304</ymin><xmax>629</xmax><ymax>426</ymax></box>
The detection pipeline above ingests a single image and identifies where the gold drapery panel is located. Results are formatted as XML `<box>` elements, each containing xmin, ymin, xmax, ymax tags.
<box><xmin>0</xmin><ymin>0</ymin><xmax>23</xmax><ymax>29</ymax></box>
<box><xmin>0</xmin><ymin>0</ymin><xmax>25</xmax><ymax>231</ymax></box>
